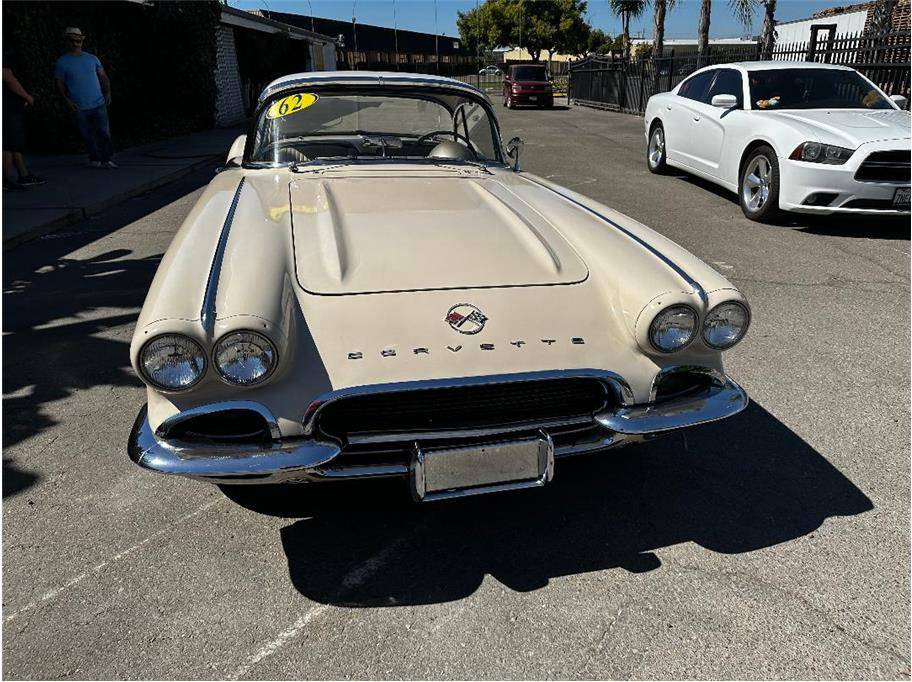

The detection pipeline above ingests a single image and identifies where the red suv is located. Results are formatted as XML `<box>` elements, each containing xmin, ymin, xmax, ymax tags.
<box><xmin>503</xmin><ymin>64</ymin><xmax>554</xmax><ymax>109</ymax></box>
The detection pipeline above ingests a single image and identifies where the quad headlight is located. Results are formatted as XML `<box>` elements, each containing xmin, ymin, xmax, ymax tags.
<box><xmin>140</xmin><ymin>334</ymin><xmax>206</xmax><ymax>391</ymax></box>
<box><xmin>702</xmin><ymin>301</ymin><xmax>750</xmax><ymax>350</ymax></box>
<box><xmin>790</xmin><ymin>142</ymin><xmax>854</xmax><ymax>165</ymax></box>
<box><xmin>214</xmin><ymin>331</ymin><xmax>277</xmax><ymax>386</ymax></box>
<box><xmin>649</xmin><ymin>305</ymin><xmax>698</xmax><ymax>353</ymax></box>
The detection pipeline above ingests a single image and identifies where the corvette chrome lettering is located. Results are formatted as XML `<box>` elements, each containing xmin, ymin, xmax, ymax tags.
<box><xmin>348</xmin><ymin>338</ymin><xmax>586</xmax><ymax>359</ymax></box>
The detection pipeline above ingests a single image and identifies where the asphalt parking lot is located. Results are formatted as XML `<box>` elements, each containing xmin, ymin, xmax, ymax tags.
<box><xmin>3</xmin><ymin>99</ymin><xmax>910</xmax><ymax>680</ymax></box>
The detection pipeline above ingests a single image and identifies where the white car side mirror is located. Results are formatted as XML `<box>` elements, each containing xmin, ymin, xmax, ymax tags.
<box><xmin>890</xmin><ymin>94</ymin><xmax>908</xmax><ymax>110</ymax></box>
<box><xmin>226</xmin><ymin>134</ymin><xmax>247</xmax><ymax>164</ymax></box>
<box><xmin>506</xmin><ymin>136</ymin><xmax>524</xmax><ymax>171</ymax></box>
<box><xmin>711</xmin><ymin>94</ymin><xmax>739</xmax><ymax>109</ymax></box>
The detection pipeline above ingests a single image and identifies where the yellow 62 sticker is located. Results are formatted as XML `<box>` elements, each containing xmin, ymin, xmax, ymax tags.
<box><xmin>266</xmin><ymin>93</ymin><xmax>318</xmax><ymax>119</ymax></box>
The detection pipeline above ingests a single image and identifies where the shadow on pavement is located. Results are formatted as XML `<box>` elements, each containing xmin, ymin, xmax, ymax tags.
<box><xmin>673</xmin><ymin>172</ymin><xmax>910</xmax><ymax>238</ymax></box>
<box><xmin>270</xmin><ymin>400</ymin><xmax>872</xmax><ymax>607</ymax></box>
<box><xmin>2</xmin><ymin>171</ymin><xmax>211</xmax><ymax>496</ymax></box>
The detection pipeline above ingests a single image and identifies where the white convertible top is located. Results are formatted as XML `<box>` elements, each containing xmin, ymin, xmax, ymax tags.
<box><xmin>259</xmin><ymin>71</ymin><xmax>488</xmax><ymax>103</ymax></box>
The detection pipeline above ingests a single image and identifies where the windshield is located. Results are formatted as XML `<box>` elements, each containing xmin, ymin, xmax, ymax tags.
<box><xmin>248</xmin><ymin>89</ymin><xmax>503</xmax><ymax>166</ymax></box>
<box><xmin>748</xmin><ymin>68</ymin><xmax>892</xmax><ymax>110</ymax></box>
<box><xmin>512</xmin><ymin>66</ymin><xmax>548</xmax><ymax>81</ymax></box>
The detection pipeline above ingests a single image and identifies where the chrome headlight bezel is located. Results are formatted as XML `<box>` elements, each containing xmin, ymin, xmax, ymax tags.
<box><xmin>213</xmin><ymin>330</ymin><xmax>278</xmax><ymax>387</ymax></box>
<box><xmin>790</xmin><ymin>141</ymin><xmax>854</xmax><ymax>165</ymax></box>
<box><xmin>648</xmin><ymin>304</ymin><xmax>699</xmax><ymax>354</ymax></box>
<box><xmin>702</xmin><ymin>301</ymin><xmax>751</xmax><ymax>350</ymax></box>
<box><xmin>139</xmin><ymin>334</ymin><xmax>207</xmax><ymax>392</ymax></box>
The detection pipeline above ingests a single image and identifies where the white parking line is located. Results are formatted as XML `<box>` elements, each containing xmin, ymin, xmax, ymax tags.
<box><xmin>4</xmin><ymin>498</ymin><xmax>222</xmax><ymax>624</ymax></box>
<box><xmin>228</xmin><ymin>531</ymin><xmax>419</xmax><ymax>680</ymax></box>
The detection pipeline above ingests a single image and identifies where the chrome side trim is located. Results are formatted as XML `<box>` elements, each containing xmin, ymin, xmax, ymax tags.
<box><xmin>522</xmin><ymin>175</ymin><xmax>708</xmax><ymax>304</ymax></box>
<box><xmin>200</xmin><ymin>177</ymin><xmax>245</xmax><ymax>336</ymax></box>
<box><xmin>154</xmin><ymin>400</ymin><xmax>281</xmax><ymax>440</ymax></box>
<box><xmin>648</xmin><ymin>365</ymin><xmax>726</xmax><ymax>403</ymax></box>
<box><xmin>596</xmin><ymin>373</ymin><xmax>747</xmax><ymax>435</ymax></box>
<box><xmin>301</xmin><ymin>368</ymin><xmax>635</xmax><ymax>436</ymax></box>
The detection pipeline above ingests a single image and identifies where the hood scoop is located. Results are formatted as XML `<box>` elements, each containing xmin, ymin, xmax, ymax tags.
<box><xmin>289</xmin><ymin>177</ymin><xmax>588</xmax><ymax>295</ymax></box>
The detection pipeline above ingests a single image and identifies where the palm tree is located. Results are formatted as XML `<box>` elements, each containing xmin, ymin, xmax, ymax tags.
<box><xmin>652</xmin><ymin>0</ymin><xmax>678</xmax><ymax>58</ymax></box>
<box><xmin>729</xmin><ymin>0</ymin><xmax>777</xmax><ymax>60</ymax></box>
<box><xmin>609</xmin><ymin>0</ymin><xmax>649</xmax><ymax>58</ymax></box>
<box><xmin>697</xmin><ymin>0</ymin><xmax>711</xmax><ymax>65</ymax></box>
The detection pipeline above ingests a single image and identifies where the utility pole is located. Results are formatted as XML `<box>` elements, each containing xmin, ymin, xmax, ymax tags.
<box><xmin>435</xmin><ymin>0</ymin><xmax>440</xmax><ymax>74</ymax></box>
<box><xmin>352</xmin><ymin>1</ymin><xmax>359</xmax><ymax>70</ymax></box>
<box><xmin>393</xmin><ymin>0</ymin><xmax>399</xmax><ymax>70</ymax></box>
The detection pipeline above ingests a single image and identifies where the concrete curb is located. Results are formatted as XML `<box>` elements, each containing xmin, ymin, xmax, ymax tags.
<box><xmin>3</xmin><ymin>154</ymin><xmax>220</xmax><ymax>250</ymax></box>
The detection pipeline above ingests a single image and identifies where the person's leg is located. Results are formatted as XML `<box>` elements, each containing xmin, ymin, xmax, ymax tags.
<box><xmin>93</xmin><ymin>106</ymin><xmax>114</xmax><ymax>164</ymax></box>
<box><xmin>3</xmin><ymin>151</ymin><xmax>14</xmax><ymax>180</ymax></box>
<box><xmin>13</xmin><ymin>152</ymin><xmax>28</xmax><ymax>178</ymax></box>
<box><xmin>72</xmin><ymin>108</ymin><xmax>101</xmax><ymax>163</ymax></box>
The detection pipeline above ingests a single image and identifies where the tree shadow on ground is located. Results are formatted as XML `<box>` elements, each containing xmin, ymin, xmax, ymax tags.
<box><xmin>672</xmin><ymin>171</ymin><xmax>910</xmax><ymax>239</ymax></box>
<box><xmin>2</xmin><ymin>171</ymin><xmax>211</xmax><ymax>496</ymax></box>
<box><xmin>273</xmin><ymin>400</ymin><xmax>872</xmax><ymax>607</ymax></box>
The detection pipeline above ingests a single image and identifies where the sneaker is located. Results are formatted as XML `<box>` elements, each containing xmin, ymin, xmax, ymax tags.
<box><xmin>102</xmin><ymin>160</ymin><xmax>118</xmax><ymax>169</ymax></box>
<box><xmin>18</xmin><ymin>174</ymin><xmax>47</xmax><ymax>186</ymax></box>
<box><xmin>88</xmin><ymin>161</ymin><xmax>103</xmax><ymax>168</ymax></box>
<box><xmin>3</xmin><ymin>179</ymin><xmax>27</xmax><ymax>191</ymax></box>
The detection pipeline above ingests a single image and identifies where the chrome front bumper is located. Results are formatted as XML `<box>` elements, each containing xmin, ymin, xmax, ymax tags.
<box><xmin>128</xmin><ymin>373</ymin><xmax>748</xmax><ymax>486</ymax></box>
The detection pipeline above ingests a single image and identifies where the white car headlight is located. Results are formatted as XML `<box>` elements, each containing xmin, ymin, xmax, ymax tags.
<box><xmin>140</xmin><ymin>334</ymin><xmax>206</xmax><ymax>391</ymax></box>
<box><xmin>649</xmin><ymin>305</ymin><xmax>698</xmax><ymax>353</ymax></box>
<box><xmin>790</xmin><ymin>142</ymin><xmax>854</xmax><ymax>165</ymax></box>
<box><xmin>214</xmin><ymin>331</ymin><xmax>277</xmax><ymax>386</ymax></box>
<box><xmin>702</xmin><ymin>302</ymin><xmax>750</xmax><ymax>350</ymax></box>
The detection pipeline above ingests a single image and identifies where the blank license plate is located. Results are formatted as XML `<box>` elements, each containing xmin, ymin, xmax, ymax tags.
<box><xmin>528</xmin><ymin>95</ymin><xmax>538</xmax><ymax>101</ymax></box>
<box><xmin>411</xmin><ymin>436</ymin><xmax>553</xmax><ymax>502</ymax></box>
<box><xmin>893</xmin><ymin>187</ymin><xmax>910</xmax><ymax>208</ymax></box>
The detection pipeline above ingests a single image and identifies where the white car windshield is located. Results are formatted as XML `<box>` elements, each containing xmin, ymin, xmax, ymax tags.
<box><xmin>248</xmin><ymin>89</ymin><xmax>502</xmax><ymax>166</ymax></box>
<box><xmin>749</xmin><ymin>68</ymin><xmax>893</xmax><ymax>110</ymax></box>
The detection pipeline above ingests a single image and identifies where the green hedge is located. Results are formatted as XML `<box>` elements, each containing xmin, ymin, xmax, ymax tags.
<box><xmin>3</xmin><ymin>0</ymin><xmax>220</xmax><ymax>153</ymax></box>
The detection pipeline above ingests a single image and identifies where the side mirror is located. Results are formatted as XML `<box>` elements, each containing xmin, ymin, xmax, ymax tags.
<box><xmin>890</xmin><ymin>94</ymin><xmax>908</xmax><ymax>110</ymax></box>
<box><xmin>505</xmin><ymin>136</ymin><xmax>524</xmax><ymax>171</ymax></box>
<box><xmin>226</xmin><ymin>134</ymin><xmax>247</xmax><ymax>164</ymax></box>
<box><xmin>711</xmin><ymin>93</ymin><xmax>739</xmax><ymax>109</ymax></box>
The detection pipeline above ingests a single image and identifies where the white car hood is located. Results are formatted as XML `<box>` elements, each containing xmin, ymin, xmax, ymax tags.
<box><xmin>766</xmin><ymin>109</ymin><xmax>911</xmax><ymax>147</ymax></box>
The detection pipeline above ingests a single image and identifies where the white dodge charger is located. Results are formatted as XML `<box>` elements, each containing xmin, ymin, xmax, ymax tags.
<box><xmin>644</xmin><ymin>62</ymin><xmax>910</xmax><ymax>222</ymax></box>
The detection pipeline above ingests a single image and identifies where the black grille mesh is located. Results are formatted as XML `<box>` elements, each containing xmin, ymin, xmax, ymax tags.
<box><xmin>317</xmin><ymin>378</ymin><xmax>611</xmax><ymax>439</ymax></box>
<box><xmin>855</xmin><ymin>150</ymin><xmax>911</xmax><ymax>183</ymax></box>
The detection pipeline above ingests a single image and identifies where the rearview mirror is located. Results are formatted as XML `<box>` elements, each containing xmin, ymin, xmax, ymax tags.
<box><xmin>711</xmin><ymin>94</ymin><xmax>739</xmax><ymax>109</ymax></box>
<box><xmin>226</xmin><ymin>134</ymin><xmax>247</xmax><ymax>164</ymax></box>
<box><xmin>506</xmin><ymin>136</ymin><xmax>524</xmax><ymax>171</ymax></box>
<box><xmin>890</xmin><ymin>94</ymin><xmax>908</xmax><ymax>110</ymax></box>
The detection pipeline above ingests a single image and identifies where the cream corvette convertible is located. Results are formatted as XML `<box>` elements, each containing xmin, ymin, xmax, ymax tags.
<box><xmin>128</xmin><ymin>72</ymin><xmax>751</xmax><ymax>502</ymax></box>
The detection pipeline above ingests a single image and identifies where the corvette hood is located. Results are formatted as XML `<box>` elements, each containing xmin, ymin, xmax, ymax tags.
<box><xmin>766</xmin><ymin>109</ymin><xmax>911</xmax><ymax>147</ymax></box>
<box><xmin>288</xmin><ymin>176</ymin><xmax>588</xmax><ymax>295</ymax></box>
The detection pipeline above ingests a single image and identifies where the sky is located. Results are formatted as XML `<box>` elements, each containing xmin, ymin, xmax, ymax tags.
<box><xmin>230</xmin><ymin>0</ymin><xmax>843</xmax><ymax>40</ymax></box>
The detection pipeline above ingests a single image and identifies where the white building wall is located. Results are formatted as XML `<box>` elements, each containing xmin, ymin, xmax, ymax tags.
<box><xmin>775</xmin><ymin>10</ymin><xmax>868</xmax><ymax>44</ymax></box>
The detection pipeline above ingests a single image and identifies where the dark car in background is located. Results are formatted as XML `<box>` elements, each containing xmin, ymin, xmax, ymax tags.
<box><xmin>503</xmin><ymin>64</ymin><xmax>554</xmax><ymax>108</ymax></box>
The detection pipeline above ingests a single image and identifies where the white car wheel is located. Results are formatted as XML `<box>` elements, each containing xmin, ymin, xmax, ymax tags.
<box><xmin>647</xmin><ymin>125</ymin><xmax>667</xmax><ymax>174</ymax></box>
<box><xmin>739</xmin><ymin>146</ymin><xmax>780</xmax><ymax>222</ymax></box>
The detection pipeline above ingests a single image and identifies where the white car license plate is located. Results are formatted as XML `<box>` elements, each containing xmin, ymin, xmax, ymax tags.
<box><xmin>893</xmin><ymin>187</ymin><xmax>910</xmax><ymax>209</ymax></box>
<box><xmin>411</xmin><ymin>436</ymin><xmax>553</xmax><ymax>501</ymax></box>
<box><xmin>529</xmin><ymin>95</ymin><xmax>537</xmax><ymax>101</ymax></box>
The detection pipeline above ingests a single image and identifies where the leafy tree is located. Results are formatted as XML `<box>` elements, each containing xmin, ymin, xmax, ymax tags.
<box><xmin>457</xmin><ymin>0</ymin><xmax>590</xmax><ymax>63</ymax></box>
<box><xmin>608</xmin><ymin>0</ymin><xmax>648</xmax><ymax>58</ymax></box>
<box><xmin>587</xmin><ymin>28</ymin><xmax>614</xmax><ymax>54</ymax></box>
<box><xmin>729</xmin><ymin>0</ymin><xmax>777</xmax><ymax>59</ymax></box>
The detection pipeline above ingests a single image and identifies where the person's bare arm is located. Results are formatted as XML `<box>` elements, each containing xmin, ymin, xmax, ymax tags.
<box><xmin>55</xmin><ymin>77</ymin><xmax>77</xmax><ymax>111</ymax></box>
<box><xmin>97</xmin><ymin>66</ymin><xmax>111</xmax><ymax>105</ymax></box>
<box><xmin>2</xmin><ymin>67</ymin><xmax>34</xmax><ymax>105</ymax></box>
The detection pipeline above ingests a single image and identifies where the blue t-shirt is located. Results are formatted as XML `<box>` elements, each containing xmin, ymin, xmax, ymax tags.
<box><xmin>54</xmin><ymin>52</ymin><xmax>104</xmax><ymax>110</ymax></box>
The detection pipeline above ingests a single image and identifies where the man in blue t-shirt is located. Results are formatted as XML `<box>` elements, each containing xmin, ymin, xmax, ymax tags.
<box><xmin>54</xmin><ymin>27</ymin><xmax>116</xmax><ymax>168</ymax></box>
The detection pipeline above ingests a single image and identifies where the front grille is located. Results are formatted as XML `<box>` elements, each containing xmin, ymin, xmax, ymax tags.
<box><xmin>317</xmin><ymin>378</ymin><xmax>611</xmax><ymax>441</ymax></box>
<box><xmin>854</xmin><ymin>150</ymin><xmax>911</xmax><ymax>183</ymax></box>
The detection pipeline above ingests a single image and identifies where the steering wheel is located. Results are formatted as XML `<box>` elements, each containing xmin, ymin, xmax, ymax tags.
<box><xmin>410</xmin><ymin>130</ymin><xmax>478</xmax><ymax>157</ymax></box>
